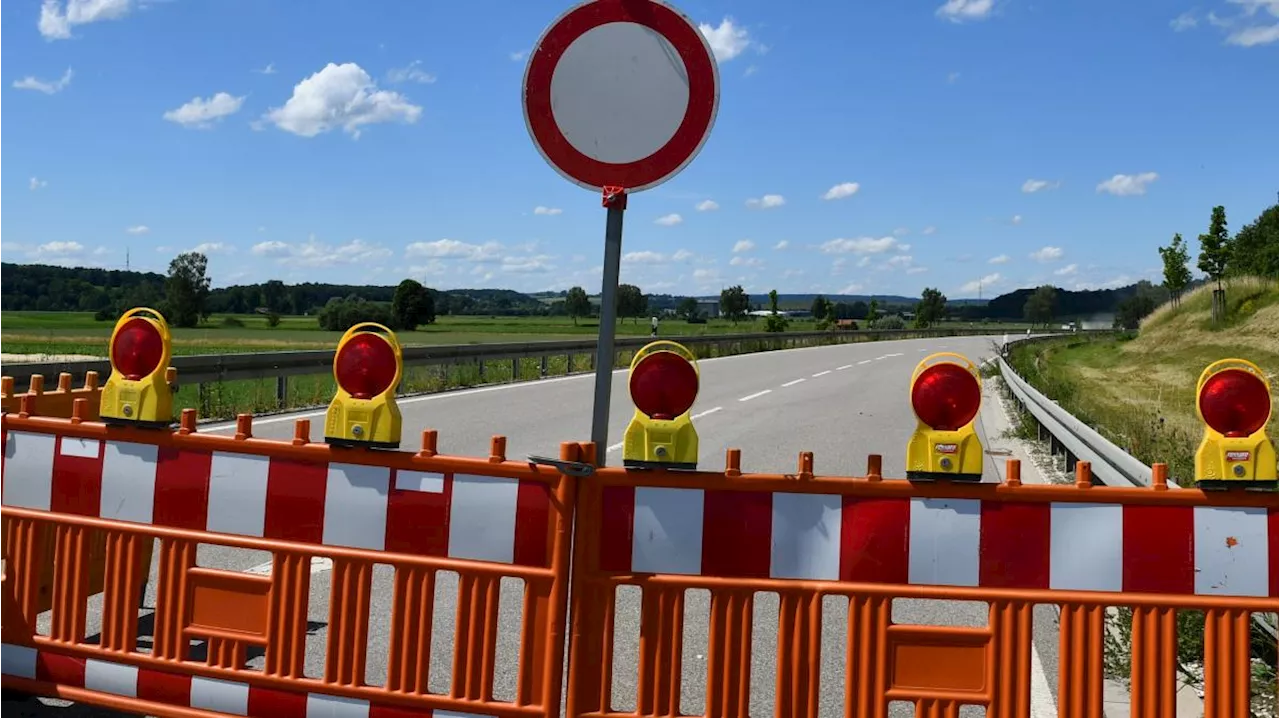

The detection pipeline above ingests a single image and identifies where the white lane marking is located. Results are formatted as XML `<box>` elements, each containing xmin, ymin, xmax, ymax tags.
<box><xmin>919</xmin><ymin>348</ymin><xmax>928</xmax><ymax>352</ymax></box>
<box><xmin>1031</xmin><ymin>639</ymin><xmax>1057</xmax><ymax>718</ymax></box>
<box><xmin>981</xmin><ymin>356</ymin><xmax>997</xmax><ymax>368</ymax></box>
<box><xmin>857</xmin><ymin>360</ymin><xmax>872</xmax><ymax>365</ymax></box>
<box><xmin>738</xmin><ymin>389</ymin><xmax>771</xmax><ymax>402</ymax></box>
<box><xmin>812</xmin><ymin>370</ymin><xmax>831</xmax><ymax>377</ymax></box>
<box><xmin>836</xmin><ymin>364</ymin><xmax>853</xmax><ymax>370</ymax></box>
<box><xmin>244</xmin><ymin>556</ymin><xmax>333</xmax><ymax>576</ymax></box>
<box><xmin>885</xmin><ymin>352</ymin><xmax>904</xmax><ymax>358</ymax></box>
<box><xmin>781</xmin><ymin>378</ymin><xmax>806</xmax><ymax>387</ymax></box>
<box><xmin>874</xmin><ymin>355</ymin><xmax>889</xmax><ymax>361</ymax></box>
<box><xmin>690</xmin><ymin>406</ymin><xmax>722</xmax><ymax>420</ymax></box>
<box><xmin>607</xmin><ymin>442</ymin><xmax>624</xmax><ymax>453</ymax></box>
<box><xmin>203</xmin><ymin>335</ymin><xmax>1006</xmax><ymax>431</ymax></box>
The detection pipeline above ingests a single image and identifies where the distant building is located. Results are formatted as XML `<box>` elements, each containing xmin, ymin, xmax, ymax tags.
<box><xmin>696</xmin><ymin>298</ymin><xmax>720</xmax><ymax>318</ymax></box>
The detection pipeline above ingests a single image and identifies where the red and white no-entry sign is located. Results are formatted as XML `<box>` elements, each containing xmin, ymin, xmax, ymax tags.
<box><xmin>522</xmin><ymin>0</ymin><xmax>720</xmax><ymax>193</ymax></box>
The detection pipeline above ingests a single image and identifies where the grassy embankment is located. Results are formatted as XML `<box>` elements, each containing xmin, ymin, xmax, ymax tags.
<box><xmin>1007</xmin><ymin>276</ymin><xmax>1279</xmax><ymax>714</ymax></box>
<box><xmin>2</xmin><ymin>311</ymin><xmax>1032</xmax><ymax>419</ymax></box>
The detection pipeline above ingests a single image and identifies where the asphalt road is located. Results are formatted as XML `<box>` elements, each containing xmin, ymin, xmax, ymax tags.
<box><xmin>8</xmin><ymin>333</ymin><xmax>1062</xmax><ymax>717</ymax></box>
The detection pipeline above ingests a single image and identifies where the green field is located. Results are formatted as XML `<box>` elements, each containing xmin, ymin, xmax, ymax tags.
<box><xmin>1</xmin><ymin>310</ymin><xmax>1036</xmax><ymax>359</ymax></box>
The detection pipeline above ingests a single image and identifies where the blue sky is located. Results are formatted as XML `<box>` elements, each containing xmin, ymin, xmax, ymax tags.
<box><xmin>4</xmin><ymin>0</ymin><xmax>1278</xmax><ymax>300</ymax></box>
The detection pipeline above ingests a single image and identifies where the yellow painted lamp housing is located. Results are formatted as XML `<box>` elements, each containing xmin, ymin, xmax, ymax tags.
<box><xmin>100</xmin><ymin>307</ymin><xmax>175</xmax><ymax>428</ymax></box>
<box><xmin>622</xmin><ymin>340</ymin><xmax>701</xmax><ymax>470</ymax></box>
<box><xmin>905</xmin><ymin>352</ymin><xmax>984</xmax><ymax>481</ymax></box>
<box><xmin>324</xmin><ymin>323</ymin><xmax>404</xmax><ymax>450</ymax></box>
<box><xmin>1194</xmin><ymin>358</ymin><xmax>1278</xmax><ymax>489</ymax></box>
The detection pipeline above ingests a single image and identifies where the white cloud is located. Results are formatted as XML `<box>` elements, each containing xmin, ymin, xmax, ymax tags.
<box><xmin>1096</xmin><ymin>172</ymin><xmax>1159</xmax><ymax>196</ymax></box>
<box><xmin>500</xmin><ymin>255</ymin><xmax>553</xmax><ymax>274</ymax></box>
<box><xmin>773</xmin><ymin>240</ymin><xmax>790</xmax><ymax>250</ymax></box>
<box><xmin>819</xmin><ymin>236</ymin><xmax>900</xmax><ymax>255</ymax></box>
<box><xmin>1030</xmin><ymin>246</ymin><xmax>1064</xmax><ymax>262</ymax></box>
<box><xmin>822</xmin><ymin>182</ymin><xmax>860</xmax><ymax>200</ymax></box>
<box><xmin>672</xmin><ymin>249</ymin><xmax>694</xmax><ymax>262</ymax></box>
<box><xmin>533</xmin><ymin>206</ymin><xmax>562</xmax><ymax>216</ymax></box>
<box><xmin>1227</xmin><ymin>22</ymin><xmax>1279</xmax><ymax>44</ymax></box>
<box><xmin>692</xmin><ymin>268</ymin><xmax>722</xmax><ymax>285</ymax></box>
<box><xmin>960</xmin><ymin>272</ymin><xmax>1001</xmax><ymax>293</ymax></box>
<box><xmin>1072</xmin><ymin>275</ymin><xmax>1134</xmax><ymax>290</ymax></box>
<box><xmin>509</xmin><ymin>50</ymin><xmax>528</xmax><ymax>62</ymax></box>
<box><xmin>1021</xmin><ymin>178</ymin><xmax>1061</xmax><ymax>193</ymax></box>
<box><xmin>163</xmin><ymin>92</ymin><xmax>245</xmax><ymax>129</ymax></box>
<box><xmin>732</xmin><ymin>240</ymin><xmax>756</xmax><ymax>253</ymax></box>
<box><xmin>404</xmin><ymin>238</ymin><xmax>502</xmax><ymax>262</ymax></box>
<box><xmin>886</xmin><ymin>255</ymin><xmax>913</xmax><ymax>268</ymax></box>
<box><xmin>1171</xmin><ymin>11</ymin><xmax>1199</xmax><ymax>30</ymax></box>
<box><xmin>745</xmin><ymin>194</ymin><xmax>785</xmax><ymax>209</ymax></box>
<box><xmin>126</xmin><ymin>225</ymin><xmax>149</xmax><ymax>234</ymax></box>
<box><xmin>730</xmin><ymin>256</ymin><xmax>763</xmax><ymax>267</ymax></box>
<box><xmin>250</xmin><ymin>240</ymin><xmax>290</xmax><ymax>257</ymax></box>
<box><xmin>695</xmin><ymin>199</ymin><xmax>719</xmax><ymax>212</ymax></box>
<box><xmin>253</xmin><ymin>62</ymin><xmax>277</xmax><ymax>75</ymax></box>
<box><xmin>39</xmin><ymin>0</ymin><xmax>132</xmax><ymax>40</ymax></box>
<box><xmin>655</xmin><ymin>213</ymin><xmax>683</xmax><ymax>226</ymax></box>
<box><xmin>988</xmin><ymin>254</ymin><xmax>1010</xmax><ymax>265</ymax></box>
<box><xmin>386</xmin><ymin>60</ymin><xmax>437</xmax><ymax>84</ymax></box>
<box><xmin>13</xmin><ymin>67</ymin><xmax>73</xmax><ymax>94</ymax></box>
<box><xmin>1054</xmin><ymin>263</ymin><xmax>1079</xmax><ymax>276</ymax></box>
<box><xmin>906</xmin><ymin>266</ymin><xmax>929</xmax><ymax>275</ymax></box>
<box><xmin>936</xmin><ymin>0</ymin><xmax>995</xmax><ymax>22</ymax></box>
<box><xmin>893</xmin><ymin>227</ymin><xmax>910</xmax><ymax>237</ymax></box>
<box><xmin>1010</xmin><ymin>214</ymin><xmax>1023</xmax><ymax>225</ymax></box>
<box><xmin>264</xmin><ymin>62</ymin><xmax>422</xmax><ymax>139</ymax></box>
<box><xmin>856</xmin><ymin>256</ymin><xmax>872</xmax><ymax>268</ymax></box>
<box><xmin>897</xmin><ymin>243</ymin><xmax>912</xmax><ymax>252</ymax></box>
<box><xmin>191</xmin><ymin>242</ymin><xmax>233</xmax><ymax>255</ymax></box>
<box><xmin>93</xmin><ymin>246</ymin><xmax>111</xmax><ymax>256</ymax></box>
<box><xmin>29</xmin><ymin>177</ymin><xmax>48</xmax><ymax>190</ymax></box>
<box><xmin>921</xmin><ymin>225</ymin><xmax>938</xmax><ymax>235</ymax></box>
<box><xmin>839</xmin><ymin>283</ymin><xmax>864</xmax><ymax>294</ymax></box>
<box><xmin>32</xmin><ymin>240</ymin><xmax>85</xmax><ymax>258</ymax></box>
<box><xmin>622</xmin><ymin>250</ymin><xmax>667</xmax><ymax>264</ymax></box>
<box><xmin>250</xmin><ymin>235</ymin><xmax>390</xmax><ymax>266</ymax></box>
<box><xmin>698</xmin><ymin>18</ymin><xmax>753</xmax><ymax>62</ymax></box>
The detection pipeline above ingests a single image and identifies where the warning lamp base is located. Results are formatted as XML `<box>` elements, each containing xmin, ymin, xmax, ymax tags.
<box><xmin>101</xmin><ymin>416</ymin><xmax>174</xmax><ymax>431</ymax></box>
<box><xmin>622</xmin><ymin>458</ymin><xmax>698</xmax><ymax>471</ymax></box>
<box><xmin>324</xmin><ymin>436</ymin><xmax>401</xmax><ymax>451</ymax></box>
<box><xmin>906</xmin><ymin>471</ymin><xmax>984</xmax><ymax>483</ymax></box>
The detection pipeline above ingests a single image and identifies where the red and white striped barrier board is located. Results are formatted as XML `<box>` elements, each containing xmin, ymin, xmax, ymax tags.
<box><xmin>600</xmin><ymin>486</ymin><xmax>1280</xmax><ymax>597</ymax></box>
<box><xmin>1</xmin><ymin>644</ymin><xmax>491</xmax><ymax>718</ymax></box>
<box><xmin>1</xmin><ymin>431</ymin><xmax>552</xmax><ymax>567</ymax></box>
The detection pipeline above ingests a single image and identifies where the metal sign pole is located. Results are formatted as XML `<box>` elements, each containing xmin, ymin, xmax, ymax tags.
<box><xmin>590</xmin><ymin>188</ymin><xmax>627</xmax><ymax>466</ymax></box>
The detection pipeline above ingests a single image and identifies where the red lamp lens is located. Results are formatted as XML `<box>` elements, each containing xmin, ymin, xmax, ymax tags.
<box><xmin>110</xmin><ymin>317</ymin><xmax>164</xmax><ymax>381</ymax></box>
<box><xmin>335</xmin><ymin>333</ymin><xmax>398</xmax><ymax>399</ymax></box>
<box><xmin>629</xmin><ymin>351</ymin><xmax>698</xmax><ymax>420</ymax></box>
<box><xmin>1199</xmin><ymin>369</ymin><xmax>1270</xmax><ymax>438</ymax></box>
<box><xmin>911</xmin><ymin>363</ymin><xmax>981</xmax><ymax>431</ymax></box>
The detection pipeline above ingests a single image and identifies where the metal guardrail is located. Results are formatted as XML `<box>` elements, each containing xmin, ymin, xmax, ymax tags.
<box><xmin>997</xmin><ymin>335</ymin><xmax>1279</xmax><ymax>641</ymax></box>
<box><xmin>1</xmin><ymin>326</ymin><xmax>1092</xmax><ymax>387</ymax></box>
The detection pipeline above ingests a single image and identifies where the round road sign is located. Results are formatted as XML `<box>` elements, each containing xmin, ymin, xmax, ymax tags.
<box><xmin>522</xmin><ymin>0</ymin><xmax>720</xmax><ymax>193</ymax></box>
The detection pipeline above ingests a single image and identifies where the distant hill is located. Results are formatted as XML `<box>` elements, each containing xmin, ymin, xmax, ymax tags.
<box><xmin>3</xmin><ymin>260</ymin><xmax>1162</xmax><ymax>321</ymax></box>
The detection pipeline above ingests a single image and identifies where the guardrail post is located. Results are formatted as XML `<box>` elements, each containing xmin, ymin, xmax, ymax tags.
<box><xmin>540</xmin><ymin>355</ymin><xmax>548</xmax><ymax>378</ymax></box>
<box><xmin>477</xmin><ymin>359</ymin><xmax>486</xmax><ymax>382</ymax></box>
<box><xmin>276</xmin><ymin>376</ymin><xmax>287</xmax><ymax>409</ymax></box>
<box><xmin>511</xmin><ymin>358</ymin><xmax>519</xmax><ymax>381</ymax></box>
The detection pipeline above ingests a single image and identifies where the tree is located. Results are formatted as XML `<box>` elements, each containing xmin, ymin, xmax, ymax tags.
<box><xmin>810</xmin><ymin>295</ymin><xmax>830</xmax><ymax>320</ymax></box>
<box><xmin>867</xmin><ymin>299</ymin><xmax>880</xmax><ymax>326</ymax></box>
<box><xmin>1022</xmin><ymin>285</ymin><xmax>1057</xmax><ymax>327</ymax></box>
<box><xmin>849</xmin><ymin>300</ymin><xmax>869</xmax><ymax>320</ymax></box>
<box><xmin>764</xmin><ymin>289</ymin><xmax>789</xmax><ymax>332</ymax></box>
<box><xmin>564</xmin><ymin>286</ymin><xmax>591</xmax><ymax>326</ymax></box>
<box><xmin>616</xmin><ymin>284</ymin><xmax>645</xmax><ymax>323</ymax></box>
<box><xmin>1197</xmin><ymin>205</ymin><xmax>1232</xmax><ymax>323</ymax></box>
<box><xmin>676</xmin><ymin>297</ymin><xmax>699</xmax><ymax>321</ymax></box>
<box><xmin>165</xmin><ymin>252</ymin><xmax>211</xmax><ymax>328</ymax></box>
<box><xmin>915</xmin><ymin>287</ymin><xmax>947</xmax><ymax>328</ymax></box>
<box><xmin>260</xmin><ymin>280</ymin><xmax>287</xmax><ymax>314</ymax></box>
<box><xmin>316</xmin><ymin>295</ymin><xmax>394</xmax><ymax>331</ymax></box>
<box><xmin>391</xmin><ymin>279</ymin><xmax>435</xmax><ymax>331</ymax></box>
<box><xmin>1114</xmin><ymin>292</ymin><xmax>1157</xmax><ymax>331</ymax></box>
<box><xmin>720</xmin><ymin>285</ymin><xmax>749</xmax><ymax>323</ymax></box>
<box><xmin>1228</xmin><ymin>204</ymin><xmax>1278</xmax><ymax>279</ymax></box>
<box><xmin>1158</xmin><ymin>233</ymin><xmax>1193</xmax><ymax>307</ymax></box>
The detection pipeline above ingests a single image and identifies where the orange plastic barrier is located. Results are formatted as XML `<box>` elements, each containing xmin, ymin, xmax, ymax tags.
<box><xmin>2</xmin><ymin>372</ymin><xmax>103</xmax><ymax>421</ymax></box>
<box><xmin>1</xmin><ymin>402</ymin><xmax>575</xmax><ymax>718</ymax></box>
<box><xmin>566</xmin><ymin>449</ymin><xmax>1277</xmax><ymax>718</ymax></box>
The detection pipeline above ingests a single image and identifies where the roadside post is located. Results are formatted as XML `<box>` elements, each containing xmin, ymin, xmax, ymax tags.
<box><xmin>522</xmin><ymin>0</ymin><xmax>720</xmax><ymax>465</ymax></box>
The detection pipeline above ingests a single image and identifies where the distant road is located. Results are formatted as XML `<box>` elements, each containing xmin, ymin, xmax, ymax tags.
<box><xmin>9</xmin><ymin>333</ymin><xmax>1060</xmax><ymax>718</ymax></box>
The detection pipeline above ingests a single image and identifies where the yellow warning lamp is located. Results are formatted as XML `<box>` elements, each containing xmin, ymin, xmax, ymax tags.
<box><xmin>1194</xmin><ymin>358</ymin><xmax>1277</xmax><ymax>489</ymax></box>
<box><xmin>100</xmin><ymin>307</ymin><xmax>175</xmax><ymax>427</ymax></box>
<box><xmin>324</xmin><ymin>323</ymin><xmax>404</xmax><ymax>450</ymax></box>
<box><xmin>905</xmin><ymin>352</ymin><xmax>984</xmax><ymax>481</ymax></box>
<box><xmin>622</xmin><ymin>340</ymin><xmax>701</xmax><ymax>470</ymax></box>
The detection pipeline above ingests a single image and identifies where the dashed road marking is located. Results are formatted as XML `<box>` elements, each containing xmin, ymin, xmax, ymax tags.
<box><xmin>690</xmin><ymin>406</ymin><xmax>723</xmax><ymax>420</ymax></box>
<box><xmin>812</xmin><ymin>370</ymin><xmax>831</xmax><ymax>377</ymax></box>
<box><xmin>607</xmin><ymin>441</ymin><xmax>624</xmax><ymax>453</ymax></box>
<box><xmin>836</xmin><ymin>364</ymin><xmax>853</xmax><ymax>370</ymax></box>
<box><xmin>781</xmin><ymin>378</ymin><xmax>806</xmax><ymax>387</ymax></box>
<box><xmin>739</xmin><ymin>389</ymin><xmax>772</xmax><ymax>402</ymax></box>
<box><xmin>244</xmin><ymin>556</ymin><xmax>332</xmax><ymax>576</ymax></box>
<box><xmin>857</xmin><ymin>360</ymin><xmax>872</xmax><ymax>365</ymax></box>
